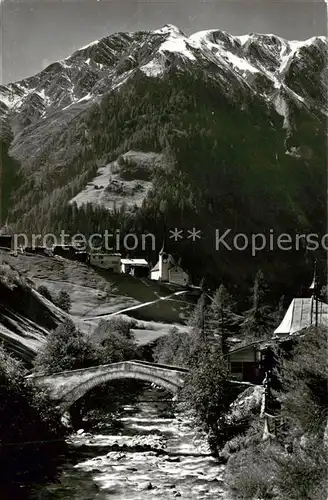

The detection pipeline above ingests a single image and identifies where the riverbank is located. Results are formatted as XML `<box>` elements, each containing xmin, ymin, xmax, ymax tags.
<box><xmin>12</xmin><ymin>387</ymin><xmax>230</xmax><ymax>499</ymax></box>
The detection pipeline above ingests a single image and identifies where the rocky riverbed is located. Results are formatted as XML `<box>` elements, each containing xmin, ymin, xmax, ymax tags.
<box><xmin>26</xmin><ymin>388</ymin><xmax>231</xmax><ymax>499</ymax></box>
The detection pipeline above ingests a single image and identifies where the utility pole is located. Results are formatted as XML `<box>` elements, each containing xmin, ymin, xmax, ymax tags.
<box><xmin>309</xmin><ymin>259</ymin><xmax>319</xmax><ymax>327</ymax></box>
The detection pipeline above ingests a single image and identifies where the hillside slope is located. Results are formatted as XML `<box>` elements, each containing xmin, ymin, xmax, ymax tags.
<box><xmin>0</xmin><ymin>262</ymin><xmax>68</xmax><ymax>363</ymax></box>
<box><xmin>0</xmin><ymin>252</ymin><xmax>194</xmax><ymax>361</ymax></box>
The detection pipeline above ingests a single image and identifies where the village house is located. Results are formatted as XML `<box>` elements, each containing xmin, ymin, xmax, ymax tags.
<box><xmin>150</xmin><ymin>246</ymin><xmax>189</xmax><ymax>286</ymax></box>
<box><xmin>228</xmin><ymin>271</ymin><xmax>327</xmax><ymax>384</ymax></box>
<box><xmin>228</xmin><ymin>342</ymin><xmax>262</xmax><ymax>384</ymax></box>
<box><xmin>273</xmin><ymin>296</ymin><xmax>328</xmax><ymax>337</ymax></box>
<box><xmin>121</xmin><ymin>258</ymin><xmax>149</xmax><ymax>277</ymax></box>
<box><xmin>88</xmin><ymin>253</ymin><xmax>121</xmax><ymax>272</ymax></box>
<box><xmin>0</xmin><ymin>235</ymin><xmax>13</xmax><ymax>250</ymax></box>
<box><xmin>0</xmin><ymin>225</ymin><xmax>13</xmax><ymax>250</ymax></box>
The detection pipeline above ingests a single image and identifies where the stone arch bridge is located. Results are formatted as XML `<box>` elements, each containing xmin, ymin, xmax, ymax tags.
<box><xmin>26</xmin><ymin>360</ymin><xmax>188</xmax><ymax>411</ymax></box>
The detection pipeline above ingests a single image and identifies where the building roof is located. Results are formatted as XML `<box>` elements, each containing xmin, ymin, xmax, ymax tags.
<box><xmin>0</xmin><ymin>225</ymin><xmax>13</xmax><ymax>236</ymax></box>
<box><xmin>151</xmin><ymin>260</ymin><xmax>183</xmax><ymax>273</ymax></box>
<box><xmin>121</xmin><ymin>258</ymin><xmax>149</xmax><ymax>266</ymax></box>
<box><xmin>274</xmin><ymin>297</ymin><xmax>328</xmax><ymax>337</ymax></box>
<box><xmin>151</xmin><ymin>261</ymin><xmax>160</xmax><ymax>272</ymax></box>
<box><xmin>90</xmin><ymin>253</ymin><xmax>121</xmax><ymax>257</ymax></box>
<box><xmin>229</xmin><ymin>341</ymin><xmax>260</xmax><ymax>354</ymax></box>
<box><xmin>169</xmin><ymin>265</ymin><xmax>188</xmax><ymax>275</ymax></box>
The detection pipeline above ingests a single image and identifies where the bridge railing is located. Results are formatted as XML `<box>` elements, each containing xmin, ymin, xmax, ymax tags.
<box><xmin>129</xmin><ymin>359</ymin><xmax>189</xmax><ymax>372</ymax></box>
<box><xmin>26</xmin><ymin>360</ymin><xmax>189</xmax><ymax>380</ymax></box>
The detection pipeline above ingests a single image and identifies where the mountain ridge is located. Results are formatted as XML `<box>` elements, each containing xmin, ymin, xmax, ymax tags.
<box><xmin>1</xmin><ymin>25</ymin><xmax>326</xmax><ymax>124</ymax></box>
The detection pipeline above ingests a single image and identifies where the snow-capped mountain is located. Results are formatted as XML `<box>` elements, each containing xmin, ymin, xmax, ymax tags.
<box><xmin>1</xmin><ymin>25</ymin><xmax>326</xmax><ymax>235</ymax></box>
<box><xmin>1</xmin><ymin>24</ymin><xmax>326</xmax><ymax>134</ymax></box>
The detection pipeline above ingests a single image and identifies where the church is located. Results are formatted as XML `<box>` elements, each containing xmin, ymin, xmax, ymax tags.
<box><xmin>150</xmin><ymin>246</ymin><xmax>189</xmax><ymax>286</ymax></box>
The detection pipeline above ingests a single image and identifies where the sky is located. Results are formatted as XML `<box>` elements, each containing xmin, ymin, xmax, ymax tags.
<box><xmin>0</xmin><ymin>0</ymin><xmax>327</xmax><ymax>84</ymax></box>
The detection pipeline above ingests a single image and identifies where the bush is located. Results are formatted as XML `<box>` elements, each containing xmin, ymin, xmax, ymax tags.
<box><xmin>34</xmin><ymin>317</ymin><xmax>139</xmax><ymax>376</ymax></box>
<box><xmin>225</xmin><ymin>326</ymin><xmax>328</xmax><ymax>500</ymax></box>
<box><xmin>54</xmin><ymin>290</ymin><xmax>72</xmax><ymax>312</ymax></box>
<box><xmin>94</xmin><ymin>316</ymin><xmax>136</xmax><ymax>342</ymax></box>
<box><xmin>226</xmin><ymin>444</ymin><xmax>278</xmax><ymax>499</ymax></box>
<box><xmin>279</xmin><ymin>325</ymin><xmax>328</xmax><ymax>437</ymax></box>
<box><xmin>273</xmin><ymin>439</ymin><xmax>328</xmax><ymax>500</ymax></box>
<box><xmin>153</xmin><ymin>327</ymin><xmax>192</xmax><ymax>366</ymax></box>
<box><xmin>0</xmin><ymin>263</ymin><xmax>23</xmax><ymax>289</ymax></box>
<box><xmin>38</xmin><ymin>285</ymin><xmax>54</xmax><ymax>302</ymax></box>
<box><xmin>34</xmin><ymin>320</ymin><xmax>101</xmax><ymax>374</ymax></box>
<box><xmin>93</xmin><ymin>317</ymin><xmax>138</xmax><ymax>364</ymax></box>
<box><xmin>0</xmin><ymin>346</ymin><xmax>65</xmax><ymax>483</ymax></box>
<box><xmin>119</xmin><ymin>159</ymin><xmax>152</xmax><ymax>181</ymax></box>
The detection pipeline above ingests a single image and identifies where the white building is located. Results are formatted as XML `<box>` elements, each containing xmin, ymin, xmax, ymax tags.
<box><xmin>121</xmin><ymin>258</ymin><xmax>149</xmax><ymax>277</ymax></box>
<box><xmin>89</xmin><ymin>253</ymin><xmax>121</xmax><ymax>272</ymax></box>
<box><xmin>273</xmin><ymin>297</ymin><xmax>328</xmax><ymax>337</ymax></box>
<box><xmin>150</xmin><ymin>247</ymin><xmax>189</xmax><ymax>286</ymax></box>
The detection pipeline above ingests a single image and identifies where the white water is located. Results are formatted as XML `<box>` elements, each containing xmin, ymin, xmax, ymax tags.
<box><xmin>29</xmin><ymin>388</ymin><xmax>230</xmax><ymax>499</ymax></box>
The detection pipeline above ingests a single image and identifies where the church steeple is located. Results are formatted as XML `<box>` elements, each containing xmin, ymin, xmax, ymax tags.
<box><xmin>159</xmin><ymin>238</ymin><xmax>165</xmax><ymax>255</ymax></box>
<box><xmin>159</xmin><ymin>226</ymin><xmax>167</xmax><ymax>255</ymax></box>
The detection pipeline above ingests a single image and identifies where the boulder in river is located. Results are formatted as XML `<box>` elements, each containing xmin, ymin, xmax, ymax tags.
<box><xmin>166</xmin><ymin>456</ymin><xmax>180</xmax><ymax>462</ymax></box>
<box><xmin>139</xmin><ymin>481</ymin><xmax>154</xmax><ymax>491</ymax></box>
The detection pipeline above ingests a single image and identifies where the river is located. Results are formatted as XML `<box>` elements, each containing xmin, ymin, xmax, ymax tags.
<box><xmin>9</xmin><ymin>386</ymin><xmax>230</xmax><ymax>499</ymax></box>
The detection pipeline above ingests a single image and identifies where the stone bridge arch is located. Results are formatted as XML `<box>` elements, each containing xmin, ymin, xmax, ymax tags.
<box><xmin>27</xmin><ymin>361</ymin><xmax>187</xmax><ymax>411</ymax></box>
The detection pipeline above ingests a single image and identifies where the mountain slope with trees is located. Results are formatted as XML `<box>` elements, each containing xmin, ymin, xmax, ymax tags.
<box><xmin>1</xmin><ymin>25</ymin><xmax>326</xmax><ymax>295</ymax></box>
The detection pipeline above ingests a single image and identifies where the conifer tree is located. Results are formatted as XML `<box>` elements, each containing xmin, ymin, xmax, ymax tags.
<box><xmin>273</xmin><ymin>294</ymin><xmax>286</xmax><ymax>327</ymax></box>
<box><xmin>242</xmin><ymin>270</ymin><xmax>275</xmax><ymax>340</ymax></box>
<box><xmin>208</xmin><ymin>285</ymin><xmax>235</xmax><ymax>355</ymax></box>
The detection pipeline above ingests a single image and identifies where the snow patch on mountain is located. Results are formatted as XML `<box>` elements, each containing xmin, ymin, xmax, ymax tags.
<box><xmin>223</xmin><ymin>51</ymin><xmax>259</xmax><ymax>74</ymax></box>
<box><xmin>188</xmin><ymin>29</ymin><xmax>213</xmax><ymax>48</ymax></box>
<box><xmin>79</xmin><ymin>39</ymin><xmax>100</xmax><ymax>50</ymax></box>
<box><xmin>0</xmin><ymin>85</ymin><xmax>30</xmax><ymax>110</ymax></box>
<box><xmin>141</xmin><ymin>57</ymin><xmax>165</xmax><ymax>77</ymax></box>
<box><xmin>236</xmin><ymin>35</ymin><xmax>251</xmax><ymax>46</ymax></box>
<box><xmin>189</xmin><ymin>29</ymin><xmax>259</xmax><ymax>75</ymax></box>
<box><xmin>111</xmin><ymin>69</ymin><xmax>136</xmax><ymax>91</ymax></box>
<box><xmin>273</xmin><ymin>93</ymin><xmax>290</xmax><ymax>129</ymax></box>
<box><xmin>153</xmin><ymin>24</ymin><xmax>197</xmax><ymax>61</ymax></box>
<box><xmin>154</xmin><ymin>24</ymin><xmax>184</xmax><ymax>36</ymax></box>
<box><xmin>160</xmin><ymin>36</ymin><xmax>196</xmax><ymax>61</ymax></box>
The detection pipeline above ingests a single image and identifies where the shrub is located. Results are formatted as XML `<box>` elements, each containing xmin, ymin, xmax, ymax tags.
<box><xmin>94</xmin><ymin>316</ymin><xmax>136</xmax><ymax>341</ymax></box>
<box><xmin>119</xmin><ymin>161</ymin><xmax>152</xmax><ymax>181</ymax></box>
<box><xmin>34</xmin><ymin>320</ymin><xmax>100</xmax><ymax>374</ymax></box>
<box><xmin>0</xmin><ymin>263</ymin><xmax>22</xmax><ymax>289</ymax></box>
<box><xmin>226</xmin><ymin>326</ymin><xmax>328</xmax><ymax>500</ymax></box>
<box><xmin>54</xmin><ymin>290</ymin><xmax>72</xmax><ymax>312</ymax></box>
<box><xmin>37</xmin><ymin>285</ymin><xmax>54</xmax><ymax>302</ymax></box>
<box><xmin>0</xmin><ymin>346</ymin><xmax>65</xmax><ymax>483</ymax></box>
<box><xmin>93</xmin><ymin>317</ymin><xmax>138</xmax><ymax>364</ymax></box>
<box><xmin>226</xmin><ymin>444</ymin><xmax>278</xmax><ymax>499</ymax></box>
<box><xmin>273</xmin><ymin>439</ymin><xmax>328</xmax><ymax>500</ymax></box>
<box><xmin>153</xmin><ymin>327</ymin><xmax>192</xmax><ymax>366</ymax></box>
<box><xmin>279</xmin><ymin>325</ymin><xmax>328</xmax><ymax>437</ymax></box>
